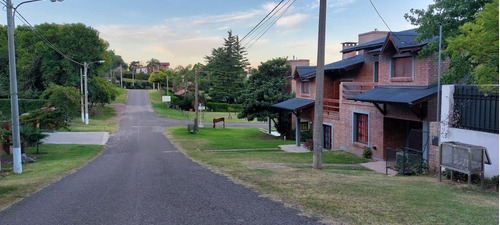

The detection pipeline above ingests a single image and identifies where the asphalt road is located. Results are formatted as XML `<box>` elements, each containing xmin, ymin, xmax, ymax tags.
<box><xmin>0</xmin><ymin>90</ymin><xmax>320</xmax><ymax>224</ymax></box>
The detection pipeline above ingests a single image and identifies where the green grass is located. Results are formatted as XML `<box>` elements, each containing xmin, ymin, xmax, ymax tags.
<box><xmin>113</xmin><ymin>87</ymin><xmax>128</xmax><ymax>104</ymax></box>
<box><xmin>0</xmin><ymin>144</ymin><xmax>104</xmax><ymax>210</ymax></box>
<box><xmin>68</xmin><ymin>106</ymin><xmax>118</xmax><ymax>133</ymax></box>
<box><xmin>67</xmin><ymin>87</ymin><xmax>127</xmax><ymax>133</ymax></box>
<box><xmin>168</xmin><ymin>126</ymin><xmax>499</xmax><ymax>225</ymax></box>
<box><xmin>149</xmin><ymin>90</ymin><xmax>262</xmax><ymax>123</ymax></box>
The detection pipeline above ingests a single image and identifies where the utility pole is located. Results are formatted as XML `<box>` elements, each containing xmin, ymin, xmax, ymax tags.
<box><xmin>84</xmin><ymin>62</ymin><xmax>89</xmax><ymax>125</ymax></box>
<box><xmin>6</xmin><ymin>0</ymin><xmax>22</xmax><ymax>173</ymax></box>
<box><xmin>313</xmin><ymin>0</ymin><xmax>327</xmax><ymax>170</ymax></box>
<box><xmin>436</xmin><ymin>24</ymin><xmax>442</xmax><ymax>122</ymax></box>
<box><xmin>120</xmin><ymin>65</ymin><xmax>123</xmax><ymax>88</ymax></box>
<box><xmin>194</xmin><ymin>69</ymin><xmax>199</xmax><ymax>133</ymax></box>
<box><xmin>80</xmin><ymin>67</ymin><xmax>84</xmax><ymax>122</ymax></box>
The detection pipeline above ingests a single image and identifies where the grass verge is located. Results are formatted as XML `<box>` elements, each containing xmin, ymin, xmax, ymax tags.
<box><xmin>0</xmin><ymin>144</ymin><xmax>104</xmax><ymax>210</ymax></box>
<box><xmin>149</xmin><ymin>90</ymin><xmax>262</xmax><ymax>124</ymax></box>
<box><xmin>168</xmin><ymin>126</ymin><xmax>499</xmax><ymax>225</ymax></box>
<box><xmin>68</xmin><ymin>87</ymin><xmax>128</xmax><ymax>133</ymax></box>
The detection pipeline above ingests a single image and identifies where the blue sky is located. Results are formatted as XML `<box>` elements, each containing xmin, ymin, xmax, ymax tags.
<box><xmin>2</xmin><ymin>0</ymin><xmax>434</xmax><ymax>68</ymax></box>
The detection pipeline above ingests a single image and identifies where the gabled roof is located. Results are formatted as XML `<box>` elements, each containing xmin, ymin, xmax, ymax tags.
<box><xmin>348</xmin><ymin>84</ymin><xmax>437</xmax><ymax>105</ymax></box>
<box><xmin>381</xmin><ymin>29</ymin><xmax>436</xmax><ymax>54</ymax></box>
<box><xmin>342</xmin><ymin>29</ymin><xmax>436</xmax><ymax>55</ymax></box>
<box><xmin>272</xmin><ymin>98</ymin><xmax>315</xmax><ymax>111</ymax></box>
<box><xmin>294</xmin><ymin>55</ymin><xmax>364</xmax><ymax>79</ymax></box>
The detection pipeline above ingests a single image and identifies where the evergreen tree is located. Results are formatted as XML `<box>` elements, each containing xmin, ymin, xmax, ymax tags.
<box><xmin>205</xmin><ymin>31</ymin><xmax>248</xmax><ymax>103</ymax></box>
<box><xmin>238</xmin><ymin>58</ymin><xmax>294</xmax><ymax>137</ymax></box>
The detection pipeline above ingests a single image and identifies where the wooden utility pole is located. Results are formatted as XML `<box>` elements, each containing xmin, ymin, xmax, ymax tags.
<box><xmin>313</xmin><ymin>0</ymin><xmax>327</xmax><ymax>170</ymax></box>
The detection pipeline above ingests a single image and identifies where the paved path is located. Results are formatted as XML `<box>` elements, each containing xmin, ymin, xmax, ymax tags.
<box><xmin>0</xmin><ymin>90</ymin><xmax>320</xmax><ymax>224</ymax></box>
<box><xmin>43</xmin><ymin>132</ymin><xmax>110</xmax><ymax>145</ymax></box>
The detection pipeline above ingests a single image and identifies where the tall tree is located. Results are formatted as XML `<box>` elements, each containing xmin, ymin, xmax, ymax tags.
<box><xmin>444</xmin><ymin>0</ymin><xmax>498</xmax><ymax>85</ymax></box>
<box><xmin>238</xmin><ymin>58</ymin><xmax>294</xmax><ymax>136</ymax></box>
<box><xmin>205</xmin><ymin>31</ymin><xmax>249</xmax><ymax>103</ymax></box>
<box><xmin>147</xmin><ymin>58</ymin><xmax>161</xmax><ymax>73</ymax></box>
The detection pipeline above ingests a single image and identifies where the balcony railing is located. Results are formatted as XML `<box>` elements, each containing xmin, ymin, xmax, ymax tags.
<box><xmin>324</xmin><ymin>98</ymin><xmax>339</xmax><ymax>113</ymax></box>
<box><xmin>342</xmin><ymin>82</ymin><xmax>378</xmax><ymax>99</ymax></box>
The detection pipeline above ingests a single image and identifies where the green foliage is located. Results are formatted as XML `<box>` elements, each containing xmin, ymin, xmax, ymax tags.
<box><xmin>20</xmin><ymin>109</ymin><xmax>70</xmax><ymax>131</ymax></box>
<box><xmin>40</xmin><ymin>83</ymin><xmax>80</xmax><ymax>118</ymax></box>
<box><xmin>441</xmin><ymin>168</ymin><xmax>481</xmax><ymax>183</ymax></box>
<box><xmin>0</xmin><ymin>99</ymin><xmax>48</xmax><ymax>119</ymax></box>
<box><xmin>89</xmin><ymin>77</ymin><xmax>118</xmax><ymax>107</ymax></box>
<box><xmin>404</xmin><ymin>0</ymin><xmax>492</xmax><ymax>58</ymax></box>
<box><xmin>362</xmin><ymin>147</ymin><xmax>372</xmax><ymax>159</ymax></box>
<box><xmin>206</xmin><ymin>102</ymin><xmax>243</xmax><ymax>112</ymax></box>
<box><xmin>238</xmin><ymin>58</ymin><xmax>293</xmax><ymax>137</ymax></box>
<box><xmin>444</xmin><ymin>0</ymin><xmax>498</xmax><ymax>85</ymax></box>
<box><xmin>205</xmin><ymin>31</ymin><xmax>248</xmax><ymax>103</ymax></box>
<box><xmin>134</xmin><ymin>72</ymin><xmax>150</xmax><ymax>81</ymax></box>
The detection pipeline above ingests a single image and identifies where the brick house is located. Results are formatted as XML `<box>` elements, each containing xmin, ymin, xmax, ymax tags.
<box><xmin>275</xmin><ymin>29</ymin><xmax>447</xmax><ymax>162</ymax></box>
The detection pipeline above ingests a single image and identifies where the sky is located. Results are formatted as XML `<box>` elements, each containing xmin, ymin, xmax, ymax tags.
<box><xmin>1</xmin><ymin>0</ymin><xmax>434</xmax><ymax>68</ymax></box>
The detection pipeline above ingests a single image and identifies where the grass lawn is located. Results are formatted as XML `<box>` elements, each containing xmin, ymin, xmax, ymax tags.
<box><xmin>149</xmin><ymin>90</ymin><xmax>263</xmax><ymax>124</ymax></box>
<box><xmin>0</xmin><ymin>144</ymin><xmax>104</xmax><ymax>210</ymax></box>
<box><xmin>68</xmin><ymin>87</ymin><xmax>128</xmax><ymax>133</ymax></box>
<box><xmin>168</xmin><ymin>126</ymin><xmax>499</xmax><ymax>225</ymax></box>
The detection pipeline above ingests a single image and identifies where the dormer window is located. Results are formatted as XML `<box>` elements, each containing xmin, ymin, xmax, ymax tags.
<box><xmin>390</xmin><ymin>53</ymin><xmax>414</xmax><ymax>80</ymax></box>
<box><xmin>301</xmin><ymin>80</ymin><xmax>310</xmax><ymax>94</ymax></box>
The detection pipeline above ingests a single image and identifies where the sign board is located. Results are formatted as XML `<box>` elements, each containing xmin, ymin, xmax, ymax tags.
<box><xmin>198</xmin><ymin>105</ymin><xmax>206</xmax><ymax>110</ymax></box>
<box><xmin>162</xmin><ymin>96</ymin><xmax>171</xmax><ymax>102</ymax></box>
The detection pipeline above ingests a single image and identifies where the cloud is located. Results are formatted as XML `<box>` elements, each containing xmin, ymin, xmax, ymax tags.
<box><xmin>276</xmin><ymin>13</ymin><xmax>308</xmax><ymax>27</ymax></box>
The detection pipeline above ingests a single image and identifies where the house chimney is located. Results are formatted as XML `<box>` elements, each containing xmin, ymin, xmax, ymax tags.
<box><xmin>342</xmin><ymin>42</ymin><xmax>358</xmax><ymax>60</ymax></box>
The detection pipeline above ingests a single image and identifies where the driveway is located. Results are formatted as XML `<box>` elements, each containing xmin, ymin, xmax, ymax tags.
<box><xmin>0</xmin><ymin>89</ymin><xmax>320</xmax><ymax>224</ymax></box>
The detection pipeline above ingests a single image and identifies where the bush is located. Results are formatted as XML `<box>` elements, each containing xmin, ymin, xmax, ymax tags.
<box><xmin>206</xmin><ymin>102</ymin><xmax>243</xmax><ymax>112</ymax></box>
<box><xmin>362</xmin><ymin>146</ymin><xmax>372</xmax><ymax>159</ymax></box>
<box><xmin>0</xmin><ymin>99</ymin><xmax>48</xmax><ymax>118</ymax></box>
<box><xmin>304</xmin><ymin>139</ymin><xmax>314</xmax><ymax>151</ymax></box>
<box><xmin>441</xmin><ymin>169</ymin><xmax>481</xmax><ymax>183</ymax></box>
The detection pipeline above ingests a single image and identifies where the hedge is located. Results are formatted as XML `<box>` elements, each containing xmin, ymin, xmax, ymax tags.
<box><xmin>206</xmin><ymin>102</ymin><xmax>243</xmax><ymax>112</ymax></box>
<box><xmin>0</xmin><ymin>99</ymin><xmax>48</xmax><ymax>119</ymax></box>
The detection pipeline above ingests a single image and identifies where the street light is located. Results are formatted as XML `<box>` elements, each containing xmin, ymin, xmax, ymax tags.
<box><xmin>6</xmin><ymin>0</ymin><xmax>64</xmax><ymax>174</ymax></box>
<box><xmin>83</xmin><ymin>60</ymin><xmax>105</xmax><ymax>125</ymax></box>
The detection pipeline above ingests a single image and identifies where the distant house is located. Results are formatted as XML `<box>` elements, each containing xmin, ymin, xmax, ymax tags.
<box><xmin>275</xmin><ymin>29</ymin><xmax>449</xmax><ymax>165</ymax></box>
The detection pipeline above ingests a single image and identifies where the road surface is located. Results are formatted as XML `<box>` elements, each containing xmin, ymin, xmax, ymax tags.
<box><xmin>0</xmin><ymin>90</ymin><xmax>320</xmax><ymax>224</ymax></box>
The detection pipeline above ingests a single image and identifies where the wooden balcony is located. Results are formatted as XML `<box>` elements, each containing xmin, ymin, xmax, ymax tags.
<box><xmin>342</xmin><ymin>82</ymin><xmax>378</xmax><ymax>99</ymax></box>
<box><xmin>324</xmin><ymin>98</ymin><xmax>340</xmax><ymax>113</ymax></box>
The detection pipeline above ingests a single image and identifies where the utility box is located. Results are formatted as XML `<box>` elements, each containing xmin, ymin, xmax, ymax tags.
<box><xmin>439</xmin><ymin>141</ymin><xmax>490</xmax><ymax>188</ymax></box>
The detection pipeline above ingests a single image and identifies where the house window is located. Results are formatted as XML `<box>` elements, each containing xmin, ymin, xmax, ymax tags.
<box><xmin>373</xmin><ymin>61</ymin><xmax>379</xmax><ymax>82</ymax></box>
<box><xmin>392</xmin><ymin>56</ymin><xmax>413</xmax><ymax>78</ymax></box>
<box><xmin>353</xmin><ymin>113</ymin><xmax>369</xmax><ymax>144</ymax></box>
<box><xmin>300</xmin><ymin>122</ymin><xmax>309</xmax><ymax>131</ymax></box>
<box><xmin>301</xmin><ymin>81</ymin><xmax>310</xmax><ymax>94</ymax></box>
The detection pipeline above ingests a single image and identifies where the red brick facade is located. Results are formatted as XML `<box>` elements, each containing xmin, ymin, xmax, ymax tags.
<box><xmin>291</xmin><ymin>29</ymin><xmax>449</xmax><ymax>161</ymax></box>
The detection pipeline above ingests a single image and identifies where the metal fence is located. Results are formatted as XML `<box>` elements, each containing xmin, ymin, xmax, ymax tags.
<box><xmin>453</xmin><ymin>85</ymin><xmax>499</xmax><ymax>133</ymax></box>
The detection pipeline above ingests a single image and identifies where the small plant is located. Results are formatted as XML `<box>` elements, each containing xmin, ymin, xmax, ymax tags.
<box><xmin>362</xmin><ymin>146</ymin><xmax>371</xmax><ymax>159</ymax></box>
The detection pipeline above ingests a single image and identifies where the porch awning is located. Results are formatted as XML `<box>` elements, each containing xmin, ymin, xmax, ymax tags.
<box><xmin>272</xmin><ymin>98</ymin><xmax>315</xmax><ymax>111</ymax></box>
<box><xmin>348</xmin><ymin>85</ymin><xmax>438</xmax><ymax>120</ymax></box>
<box><xmin>348</xmin><ymin>85</ymin><xmax>437</xmax><ymax>106</ymax></box>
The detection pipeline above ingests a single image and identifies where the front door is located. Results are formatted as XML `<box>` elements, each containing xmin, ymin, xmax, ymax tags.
<box><xmin>323</xmin><ymin>125</ymin><xmax>332</xmax><ymax>150</ymax></box>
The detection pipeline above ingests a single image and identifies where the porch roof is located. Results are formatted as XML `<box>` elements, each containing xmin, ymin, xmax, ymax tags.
<box><xmin>272</xmin><ymin>98</ymin><xmax>315</xmax><ymax>111</ymax></box>
<box><xmin>348</xmin><ymin>84</ymin><xmax>437</xmax><ymax>106</ymax></box>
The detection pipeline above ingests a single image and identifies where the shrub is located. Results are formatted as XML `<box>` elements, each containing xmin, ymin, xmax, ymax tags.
<box><xmin>206</xmin><ymin>102</ymin><xmax>242</xmax><ymax>112</ymax></box>
<box><xmin>362</xmin><ymin>146</ymin><xmax>372</xmax><ymax>159</ymax></box>
<box><xmin>304</xmin><ymin>139</ymin><xmax>314</xmax><ymax>151</ymax></box>
<box><xmin>0</xmin><ymin>99</ymin><xmax>48</xmax><ymax>117</ymax></box>
<box><xmin>441</xmin><ymin>169</ymin><xmax>481</xmax><ymax>183</ymax></box>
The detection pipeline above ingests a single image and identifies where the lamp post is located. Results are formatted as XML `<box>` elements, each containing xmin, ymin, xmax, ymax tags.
<box><xmin>6</xmin><ymin>0</ymin><xmax>64</xmax><ymax>174</ymax></box>
<box><xmin>83</xmin><ymin>60</ymin><xmax>105</xmax><ymax>125</ymax></box>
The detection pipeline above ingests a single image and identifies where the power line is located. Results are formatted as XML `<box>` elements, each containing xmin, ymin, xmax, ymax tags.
<box><xmin>14</xmin><ymin>9</ymin><xmax>83</xmax><ymax>66</ymax></box>
<box><xmin>368</xmin><ymin>0</ymin><xmax>407</xmax><ymax>45</ymax></box>
<box><xmin>240</xmin><ymin>0</ymin><xmax>285</xmax><ymax>42</ymax></box>
<box><xmin>246</xmin><ymin>0</ymin><xmax>296</xmax><ymax>50</ymax></box>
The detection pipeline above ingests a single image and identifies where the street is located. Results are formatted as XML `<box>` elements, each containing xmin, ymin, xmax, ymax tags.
<box><xmin>0</xmin><ymin>90</ymin><xmax>320</xmax><ymax>224</ymax></box>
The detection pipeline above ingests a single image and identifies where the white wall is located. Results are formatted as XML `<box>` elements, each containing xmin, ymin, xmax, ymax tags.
<box><xmin>440</xmin><ymin>85</ymin><xmax>499</xmax><ymax>178</ymax></box>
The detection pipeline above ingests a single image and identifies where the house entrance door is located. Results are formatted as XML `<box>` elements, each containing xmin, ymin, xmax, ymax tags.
<box><xmin>323</xmin><ymin>125</ymin><xmax>332</xmax><ymax>150</ymax></box>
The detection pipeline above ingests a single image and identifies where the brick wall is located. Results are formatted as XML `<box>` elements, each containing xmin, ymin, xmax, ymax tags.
<box><xmin>428</xmin><ymin>121</ymin><xmax>441</xmax><ymax>174</ymax></box>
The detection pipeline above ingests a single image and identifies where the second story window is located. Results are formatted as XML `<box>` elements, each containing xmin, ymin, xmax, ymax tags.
<box><xmin>301</xmin><ymin>80</ymin><xmax>310</xmax><ymax>94</ymax></box>
<box><xmin>391</xmin><ymin>54</ymin><xmax>414</xmax><ymax>78</ymax></box>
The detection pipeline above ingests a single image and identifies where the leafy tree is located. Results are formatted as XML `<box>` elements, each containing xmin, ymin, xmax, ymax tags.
<box><xmin>205</xmin><ymin>31</ymin><xmax>249</xmax><ymax>103</ymax></box>
<box><xmin>404</xmin><ymin>0</ymin><xmax>492</xmax><ymax>57</ymax></box>
<box><xmin>444</xmin><ymin>0</ymin><xmax>498</xmax><ymax>85</ymax></box>
<box><xmin>238</xmin><ymin>58</ymin><xmax>294</xmax><ymax>136</ymax></box>
<box><xmin>147</xmin><ymin>58</ymin><xmax>161</xmax><ymax>73</ymax></box>
<box><xmin>89</xmin><ymin>77</ymin><xmax>117</xmax><ymax>108</ymax></box>
<box><xmin>40</xmin><ymin>83</ymin><xmax>80</xmax><ymax>119</ymax></box>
